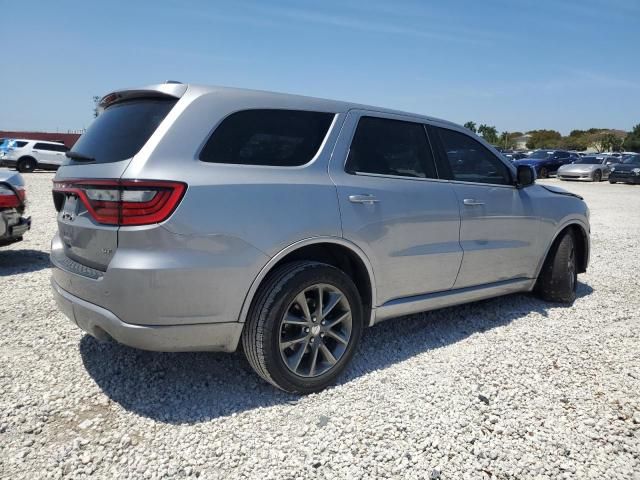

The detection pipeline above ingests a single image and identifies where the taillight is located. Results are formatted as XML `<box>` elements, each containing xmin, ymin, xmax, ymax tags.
<box><xmin>0</xmin><ymin>184</ymin><xmax>25</xmax><ymax>208</ymax></box>
<box><xmin>52</xmin><ymin>179</ymin><xmax>186</xmax><ymax>226</ymax></box>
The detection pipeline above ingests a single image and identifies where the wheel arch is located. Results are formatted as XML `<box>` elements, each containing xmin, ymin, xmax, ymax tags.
<box><xmin>17</xmin><ymin>155</ymin><xmax>37</xmax><ymax>164</ymax></box>
<box><xmin>238</xmin><ymin>237</ymin><xmax>376</xmax><ymax>326</ymax></box>
<box><xmin>536</xmin><ymin>220</ymin><xmax>589</xmax><ymax>278</ymax></box>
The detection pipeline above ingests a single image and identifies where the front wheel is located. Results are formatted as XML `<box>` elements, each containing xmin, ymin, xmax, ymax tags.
<box><xmin>535</xmin><ymin>230</ymin><xmax>577</xmax><ymax>303</ymax></box>
<box><xmin>609</xmin><ymin>179</ymin><xmax>617</xmax><ymax>184</ymax></box>
<box><xmin>242</xmin><ymin>261</ymin><xmax>363</xmax><ymax>393</ymax></box>
<box><xmin>538</xmin><ymin>167</ymin><xmax>549</xmax><ymax>179</ymax></box>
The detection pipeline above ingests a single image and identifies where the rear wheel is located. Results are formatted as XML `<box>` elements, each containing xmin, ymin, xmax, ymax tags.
<box><xmin>592</xmin><ymin>170</ymin><xmax>602</xmax><ymax>182</ymax></box>
<box><xmin>535</xmin><ymin>230</ymin><xmax>577</xmax><ymax>303</ymax></box>
<box><xmin>609</xmin><ymin>179</ymin><xmax>617</xmax><ymax>184</ymax></box>
<box><xmin>17</xmin><ymin>157</ymin><xmax>36</xmax><ymax>173</ymax></box>
<box><xmin>242</xmin><ymin>261</ymin><xmax>363</xmax><ymax>393</ymax></box>
<box><xmin>538</xmin><ymin>167</ymin><xmax>549</xmax><ymax>179</ymax></box>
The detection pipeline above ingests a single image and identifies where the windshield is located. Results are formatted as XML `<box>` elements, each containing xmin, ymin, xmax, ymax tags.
<box><xmin>573</xmin><ymin>157</ymin><xmax>601</xmax><ymax>164</ymax></box>
<box><xmin>529</xmin><ymin>150</ymin><xmax>553</xmax><ymax>159</ymax></box>
<box><xmin>69</xmin><ymin>97</ymin><xmax>177</xmax><ymax>164</ymax></box>
<box><xmin>622</xmin><ymin>155</ymin><xmax>640</xmax><ymax>165</ymax></box>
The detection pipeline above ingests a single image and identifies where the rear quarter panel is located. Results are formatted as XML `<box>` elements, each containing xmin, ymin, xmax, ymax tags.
<box><xmin>112</xmin><ymin>89</ymin><xmax>346</xmax><ymax>324</ymax></box>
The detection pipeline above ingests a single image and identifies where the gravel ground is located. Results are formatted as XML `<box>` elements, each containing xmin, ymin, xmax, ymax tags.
<box><xmin>1</xmin><ymin>172</ymin><xmax>638</xmax><ymax>480</ymax></box>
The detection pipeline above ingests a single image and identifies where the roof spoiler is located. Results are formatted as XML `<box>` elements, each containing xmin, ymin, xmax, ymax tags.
<box><xmin>98</xmin><ymin>82</ymin><xmax>188</xmax><ymax>110</ymax></box>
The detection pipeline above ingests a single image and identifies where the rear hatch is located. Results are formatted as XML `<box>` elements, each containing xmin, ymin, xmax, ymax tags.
<box><xmin>53</xmin><ymin>86</ymin><xmax>184</xmax><ymax>271</ymax></box>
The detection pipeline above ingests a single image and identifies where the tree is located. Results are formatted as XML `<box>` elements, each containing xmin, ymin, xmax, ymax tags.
<box><xmin>477</xmin><ymin>124</ymin><xmax>499</xmax><ymax>144</ymax></box>
<box><xmin>526</xmin><ymin>130</ymin><xmax>562</xmax><ymax>149</ymax></box>
<box><xmin>600</xmin><ymin>132</ymin><xmax>624</xmax><ymax>152</ymax></box>
<box><xmin>92</xmin><ymin>96</ymin><xmax>101</xmax><ymax>118</ymax></box>
<box><xmin>561</xmin><ymin>131</ymin><xmax>590</xmax><ymax>151</ymax></box>
<box><xmin>498</xmin><ymin>131</ymin><xmax>520</xmax><ymax>150</ymax></box>
<box><xmin>623</xmin><ymin>124</ymin><xmax>640</xmax><ymax>152</ymax></box>
<box><xmin>463</xmin><ymin>121</ymin><xmax>477</xmax><ymax>133</ymax></box>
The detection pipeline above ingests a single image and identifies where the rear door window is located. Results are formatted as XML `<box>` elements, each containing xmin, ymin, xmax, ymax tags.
<box><xmin>69</xmin><ymin>98</ymin><xmax>177</xmax><ymax>164</ymax></box>
<box><xmin>199</xmin><ymin>109</ymin><xmax>334</xmax><ymax>166</ymax></box>
<box><xmin>345</xmin><ymin>116</ymin><xmax>437</xmax><ymax>179</ymax></box>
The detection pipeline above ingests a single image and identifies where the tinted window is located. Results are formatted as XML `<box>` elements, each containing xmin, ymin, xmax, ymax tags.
<box><xmin>34</xmin><ymin>143</ymin><xmax>54</xmax><ymax>151</ymax></box>
<box><xmin>70</xmin><ymin>98</ymin><xmax>177</xmax><ymax>164</ymax></box>
<box><xmin>15</xmin><ymin>141</ymin><xmax>28</xmax><ymax>148</ymax></box>
<box><xmin>200</xmin><ymin>109</ymin><xmax>334</xmax><ymax>166</ymax></box>
<box><xmin>435</xmin><ymin>127</ymin><xmax>511</xmax><ymax>185</ymax></box>
<box><xmin>574</xmin><ymin>157</ymin><xmax>601</xmax><ymax>164</ymax></box>
<box><xmin>345</xmin><ymin>117</ymin><xmax>437</xmax><ymax>179</ymax></box>
<box><xmin>34</xmin><ymin>143</ymin><xmax>68</xmax><ymax>152</ymax></box>
<box><xmin>557</xmin><ymin>151</ymin><xmax>570</xmax><ymax>159</ymax></box>
<box><xmin>529</xmin><ymin>151</ymin><xmax>552</xmax><ymax>159</ymax></box>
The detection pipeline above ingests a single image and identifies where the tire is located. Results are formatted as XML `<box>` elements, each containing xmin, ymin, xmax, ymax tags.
<box><xmin>609</xmin><ymin>180</ymin><xmax>616</xmax><ymax>184</ymax></box>
<box><xmin>17</xmin><ymin>157</ymin><xmax>37</xmax><ymax>173</ymax></box>
<box><xmin>592</xmin><ymin>170</ymin><xmax>602</xmax><ymax>182</ymax></box>
<box><xmin>242</xmin><ymin>261</ymin><xmax>364</xmax><ymax>393</ymax></box>
<box><xmin>538</xmin><ymin>167</ymin><xmax>549</xmax><ymax>179</ymax></box>
<box><xmin>535</xmin><ymin>230</ymin><xmax>578</xmax><ymax>303</ymax></box>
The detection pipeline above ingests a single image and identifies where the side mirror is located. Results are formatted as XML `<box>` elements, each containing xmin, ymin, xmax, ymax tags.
<box><xmin>516</xmin><ymin>165</ymin><xmax>535</xmax><ymax>188</ymax></box>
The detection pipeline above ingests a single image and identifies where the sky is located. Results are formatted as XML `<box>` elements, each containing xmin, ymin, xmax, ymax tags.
<box><xmin>1</xmin><ymin>0</ymin><xmax>639</xmax><ymax>135</ymax></box>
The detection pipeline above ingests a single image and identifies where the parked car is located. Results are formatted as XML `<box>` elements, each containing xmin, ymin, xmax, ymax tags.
<box><xmin>50</xmin><ymin>83</ymin><xmax>590</xmax><ymax>393</ymax></box>
<box><xmin>503</xmin><ymin>152</ymin><xmax>527</xmax><ymax>161</ymax></box>
<box><xmin>609</xmin><ymin>155</ymin><xmax>640</xmax><ymax>184</ymax></box>
<box><xmin>513</xmin><ymin>150</ymin><xmax>579</xmax><ymax>178</ymax></box>
<box><xmin>0</xmin><ymin>169</ymin><xmax>30</xmax><ymax>246</ymax></box>
<box><xmin>0</xmin><ymin>139</ymin><xmax>69</xmax><ymax>172</ymax></box>
<box><xmin>557</xmin><ymin>156</ymin><xmax>612</xmax><ymax>182</ymax></box>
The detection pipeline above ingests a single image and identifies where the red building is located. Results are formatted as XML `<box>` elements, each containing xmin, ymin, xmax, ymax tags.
<box><xmin>0</xmin><ymin>131</ymin><xmax>82</xmax><ymax>148</ymax></box>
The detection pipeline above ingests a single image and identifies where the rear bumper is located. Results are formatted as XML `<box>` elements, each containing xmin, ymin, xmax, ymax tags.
<box><xmin>0</xmin><ymin>158</ymin><xmax>17</xmax><ymax>168</ymax></box>
<box><xmin>0</xmin><ymin>213</ymin><xmax>31</xmax><ymax>246</ymax></box>
<box><xmin>51</xmin><ymin>278</ymin><xmax>244</xmax><ymax>352</ymax></box>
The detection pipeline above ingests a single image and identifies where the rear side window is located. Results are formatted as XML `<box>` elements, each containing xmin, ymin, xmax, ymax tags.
<box><xmin>345</xmin><ymin>116</ymin><xmax>437</xmax><ymax>179</ymax></box>
<box><xmin>15</xmin><ymin>141</ymin><xmax>28</xmax><ymax>148</ymax></box>
<box><xmin>70</xmin><ymin>98</ymin><xmax>177</xmax><ymax>164</ymax></box>
<box><xmin>199</xmin><ymin>109</ymin><xmax>334</xmax><ymax>166</ymax></box>
<box><xmin>435</xmin><ymin>127</ymin><xmax>511</xmax><ymax>185</ymax></box>
<box><xmin>34</xmin><ymin>142</ymin><xmax>68</xmax><ymax>152</ymax></box>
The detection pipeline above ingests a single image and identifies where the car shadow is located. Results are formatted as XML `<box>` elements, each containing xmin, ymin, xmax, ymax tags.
<box><xmin>80</xmin><ymin>282</ymin><xmax>593</xmax><ymax>424</ymax></box>
<box><xmin>0</xmin><ymin>249</ymin><xmax>50</xmax><ymax>276</ymax></box>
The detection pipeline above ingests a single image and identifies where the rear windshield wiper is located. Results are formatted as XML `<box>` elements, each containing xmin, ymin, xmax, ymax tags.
<box><xmin>65</xmin><ymin>151</ymin><xmax>96</xmax><ymax>163</ymax></box>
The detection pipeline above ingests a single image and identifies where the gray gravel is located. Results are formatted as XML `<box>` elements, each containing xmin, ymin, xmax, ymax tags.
<box><xmin>1</xmin><ymin>172</ymin><xmax>639</xmax><ymax>479</ymax></box>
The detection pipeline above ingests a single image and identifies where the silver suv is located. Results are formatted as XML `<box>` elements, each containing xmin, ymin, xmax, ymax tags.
<box><xmin>51</xmin><ymin>83</ymin><xmax>590</xmax><ymax>393</ymax></box>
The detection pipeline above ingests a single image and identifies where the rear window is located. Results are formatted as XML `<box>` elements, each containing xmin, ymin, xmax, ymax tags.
<box><xmin>199</xmin><ymin>109</ymin><xmax>334</xmax><ymax>166</ymax></box>
<box><xmin>69</xmin><ymin>98</ymin><xmax>177</xmax><ymax>164</ymax></box>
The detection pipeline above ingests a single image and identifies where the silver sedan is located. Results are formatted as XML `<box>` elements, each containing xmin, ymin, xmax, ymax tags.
<box><xmin>557</xmin><ymin>156</ymin><xmax>612</xmax><ymax>182</ymax></box>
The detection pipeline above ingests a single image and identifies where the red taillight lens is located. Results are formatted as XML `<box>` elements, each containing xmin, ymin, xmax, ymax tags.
<box><xmin>52</xmin><ymin>179</ymin><xmax>186</xmax><ymax>226</ymax></box>
<box><xmin>0</xmin><ymin>184</ymin><xmax>24</xmax><ymax>208</ymax></box>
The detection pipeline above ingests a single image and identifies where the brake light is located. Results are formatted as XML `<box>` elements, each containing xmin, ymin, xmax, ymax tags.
<box><xmin>0</xmin><ymin>184</ymin><xmax>25</xmax><ymax>208</ymax></box>
<box><xmin>52</xmin><ymin>179</ymin><xmax>186</xmax><ymax>226</ymax></box>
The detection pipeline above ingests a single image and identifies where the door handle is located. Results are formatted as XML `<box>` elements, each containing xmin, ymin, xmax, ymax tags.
<box><xmin>463</xmin><ymin>198</ymin><xmax>485</xmax><ymax>206</ymax></box>
<box><xmin>349</xmin><ymin>194</ymin><xmax>379</xmax><ymax>204</ymax></box>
